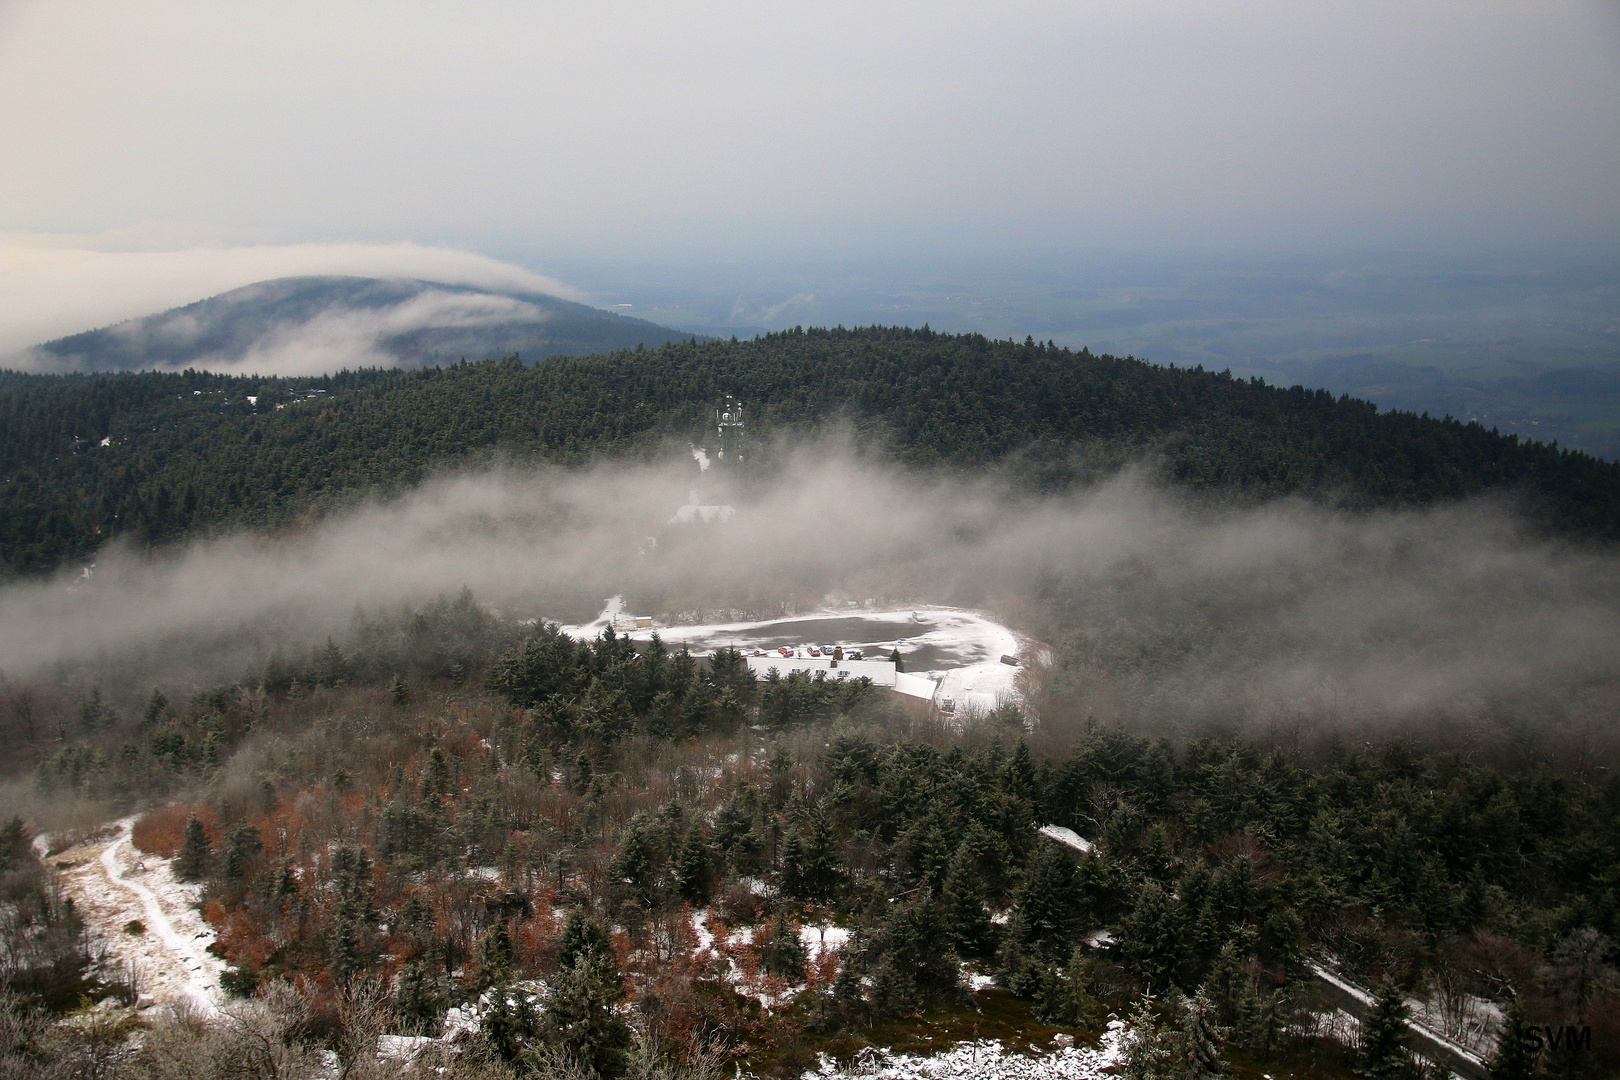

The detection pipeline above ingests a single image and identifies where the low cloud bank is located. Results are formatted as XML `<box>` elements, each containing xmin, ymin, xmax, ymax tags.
<box><xmin>0</xmin><ymin>236</ymin><xmax>579</xmax><ymax>357</ymax></box>
<box><xmin>2</xmin><ymin>447</ymin><xmax>1615</xmax><ymax>748</ymax></box>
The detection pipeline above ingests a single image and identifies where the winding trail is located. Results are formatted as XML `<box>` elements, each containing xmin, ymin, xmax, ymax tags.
<box><xmin>98</xmin><ymin>823</ymin><xmax>219</xmax><ymax>1014</ymax></box>
<box><xmin>47</xmin><ymin>819</ymin><xmax>224</xmax><ymax>1015</ymax></box>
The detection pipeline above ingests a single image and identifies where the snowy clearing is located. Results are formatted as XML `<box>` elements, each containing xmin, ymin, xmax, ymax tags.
<box><xmin>49</xmin><ymin>818</ymin><xmax>225</xmax><ymax>1014</ymax></box>
<box><xmin>563</xmin><ymin>599</ymin><xmax>1041</xmax><ymax>712</ymax></box>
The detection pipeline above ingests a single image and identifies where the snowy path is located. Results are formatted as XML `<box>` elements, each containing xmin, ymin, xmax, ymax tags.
<box><xmin>51</xmin><ymin>819</ymin><xmax>224</xmax><ymax>1014</ymax></box>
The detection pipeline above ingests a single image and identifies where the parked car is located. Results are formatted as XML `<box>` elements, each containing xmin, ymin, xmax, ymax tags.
<box><xmin>807</xmin><ymin>647</ymin><xmax>821</xmax><ymax>657</ymax></box>
<box><xmin>778</xmin><ymin>646</ymin><xmax>794</xmax><ymax>656</ymax></box>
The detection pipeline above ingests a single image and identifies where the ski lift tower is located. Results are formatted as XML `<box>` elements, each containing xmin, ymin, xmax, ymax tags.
<box><xmin>715</xmin><ymin>397</ymin><xmax>745</xmax><ymax>465</ymax></box>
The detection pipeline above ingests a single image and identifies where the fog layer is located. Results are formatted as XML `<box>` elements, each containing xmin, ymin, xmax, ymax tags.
<box><xmin>2</xmin><ymin>447</ymin><xmax>1614</xmax><ymax>746</ymax></box>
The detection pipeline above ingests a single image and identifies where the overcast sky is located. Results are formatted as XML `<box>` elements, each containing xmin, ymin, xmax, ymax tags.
<box><xmin>1</xmin><ymin>1</ymin><xmax>1618</xmax><ymax>346</ymax></box>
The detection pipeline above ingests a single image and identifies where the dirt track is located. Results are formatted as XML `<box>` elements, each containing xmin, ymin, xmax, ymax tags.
<box><xmin>50</xmin><ymin>819</ymin><xmax>224</xmax><ymax>1013</ymax></box>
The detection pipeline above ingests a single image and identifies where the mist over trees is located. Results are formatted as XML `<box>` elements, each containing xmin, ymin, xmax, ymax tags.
<box><xmin>5</xmin><ymin>326</ymin><xmax>1620</xmax><ymax>578</ymax></box>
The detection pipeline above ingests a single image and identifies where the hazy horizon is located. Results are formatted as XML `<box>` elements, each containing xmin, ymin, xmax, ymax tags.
<box><xmin>3</xmin><ymin>2</ymin><xmax>1618</xmax><ymax>255</ymax></box>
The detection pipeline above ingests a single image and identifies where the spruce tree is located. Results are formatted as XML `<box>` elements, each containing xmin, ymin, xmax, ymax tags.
<box><xmin>779</xmin><ymin>831</ymin><xmax>808</xmax><ymax>899</ymax></box>
<box><xmin>940</xmin><ymin>838</ymin><xmax>995</xmax><ymax>960</ymax></box>
<box><xmin>176</xmin><ymin>814</ymin><xmax>212</xmax><ymax>881</ymax></box>
<box><xmin>221</xmin><ymin>823</ymin><xmax>261</xmax><ymax>881</ymax></box>
<box><xmin>0</xmin><ymin>817</ymin><xmax>29</xmax><ymax>868</ymax></box>
<box><xmin>395</xmin><ymin>960</ymin><xmax>447</xmax><ymax>1034</ymax></box>
<box><xmin>1487</xmin><ymin>1001</ymin><xmax>1537</xmax><ymax>1080</ymax></box>
<box><xmin>760</xmin><ymin>913</ymin><xmax>807</xmax><ymax>980</ymax></box>
<box><xmin>675</xmin><ymin>828</ymin><xmax>712</xmax><ymax>903</ymax></box>
<box><xmin>800</xmin><ymin>803</ymin><xmax>844</xmax><ymax>903</ymax></box>
<box><xmin>477</xmin><ymin>920</ymin><xmax>516</xmax><ymax>988</ymax></box>
<box><xmin>540</xmin><ymin>949</ymin><xmax>630</xmax><ymax>1079</ymax></box>
<box><xmin>1118</xmin><ymin>880</ymin><xmax>1183</xmax><ymax>993</ymax></box>
<box><xmin>1121</xmin><ymin>997</ymin><xmax>1181</xmax><ymax>1080</ymax></box>
<box><xmin>1013</xmin><ymin>842</ymin><xmax>1078</xmax><ymax>959</ymax></box>
<box><xmin>1357</xmin><ymin>983</ymin><xmax>1413</xmax><ymax>1080</ymax></box>
<box><xmin>1182</xmin><ymin>988</ymin><xmax>1227</xmax><ymax>1080</ymax></box>
<box><xmin>1205</xmin><ymin>940</ymin><xmax>1262</xmax><ymax>1047</ymax></box>
<box><xmin>142</xmin><ymin>689</ymin><xmax>170</xmax><ymax>729</ymax></box>
<box><xmin>555</xmin><ymin>908</ymin><xmax>614</xmax><ymax>977</ymax></box>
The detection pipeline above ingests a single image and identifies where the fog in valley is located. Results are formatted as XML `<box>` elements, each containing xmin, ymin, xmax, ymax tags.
<box><xmin>3</xmin><ymin>444</ymin><xmax>1616</xmax><ymax>762</ymax></box>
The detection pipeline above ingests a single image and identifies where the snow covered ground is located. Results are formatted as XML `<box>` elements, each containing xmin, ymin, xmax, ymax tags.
<box><xmin>805</xmin><ymin>1022</ymin><xmax>1129</xmax><ymax>1080</ymax></box>
<box><xmin>563</xmin><ymin>599</ymin><xmax>1042</xmax><ymax>713</ymax></box>
<box><xmin>1037</xmin><ymin>826</ymin><xmax>1093</xmax><ymax>856</ymax></box>
<box><xmin>48</xmin><ymin>818</ymin><xmax>225</xmax><ymax>1014</ymax></box>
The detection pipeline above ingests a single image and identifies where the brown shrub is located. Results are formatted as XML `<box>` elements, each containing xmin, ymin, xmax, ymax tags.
<box><xmin>133</xmin><ymin>803</ymin><xmax>214</xmax><ymax>858</ymax></box>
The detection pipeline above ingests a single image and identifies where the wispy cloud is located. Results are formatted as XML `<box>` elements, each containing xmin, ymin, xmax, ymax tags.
<box><xmin>2</xmin><ymin>444</ymin><xmax>1614</xmax><ymax>755</ymax></box>
<box><xmin>0</xmin><ymin>235</ymin><xmax>580</xmax><ymax>355</ymax></box>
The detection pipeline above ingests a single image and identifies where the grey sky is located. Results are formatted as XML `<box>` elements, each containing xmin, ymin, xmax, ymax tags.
<box><xmin>2</xmin><ymin>1</ymin><xmax>1618</xmax><ymax>261</ymax></box>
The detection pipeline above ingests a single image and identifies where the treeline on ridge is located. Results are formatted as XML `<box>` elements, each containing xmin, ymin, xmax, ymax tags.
<box><xmin>5</xmin><ymin>326</ymin><xmax>1620</xmax><ymax>577</ymax></box>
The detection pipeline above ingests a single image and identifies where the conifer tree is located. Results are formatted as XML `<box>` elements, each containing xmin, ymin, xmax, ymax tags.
<box><xmin>940</xmin><ymin>838</ymin><xmax>995</xmax><ymax>959</ymax></box>
<box><xmin>800</xmin><ymin>803</ymin><xmax>844</xmax><ymax>903</ymax></box>
<box><xmin>555</xmin><ymin>908</ymin><xmax>615</xmax><ymax>978</ymax></box>
<box><xmin>1182</xmin><ymin>988</ymin><xmax>1227</xmax><ymax>1080</ymax></box>
<box><xmin>675</xmin><ymin>827</ymin><xmax>712</xmax><ymax>903</ymax></box>
<box><xmin>483</xmin><ymin>987</ymin><xmax>541</xmax><ymax>1064</ymax></box>
<box><xmin>1357</xmin><ymin>983</ymin><xmax>1413</xmax><ymax>1080</ymax></box>
<box><xmin>0</xmin><ymin>817</ymin><xmax>29</xmax><ymax>868</ymax></box>
<box><xmin>760</xmin><ymin>913</ymin><xmax>807</xmax><ymax>979</ymax></box>
<box><xmin>1012</xmin><ymin>842</ymin><xmax>1078</xmax><ymax>959</ymax></box>
<box><xmin>176</xmin><ymin>814</ymin><xmax>211</xmax><ymax>881</ymax></box>
<box><xmin>609</xmin><ymin>818</ymin><xmax>658</xmax><ymax>910</ymax></box>
<box><xmin>477</xmin><ymin>920</ymin><xmax>516</xmax><ymax>988</ymax></box>
<box><xmin>1119</xmin><ymin>880</ymin><xmax>1183</xmax><ymax>992</ymax></box>
<box><xmin>77</xmin><ymin>689</ymin><xmax>107</xmax><ymax>734</ymax></box>
<box><xmin>779</xmin><ymin>831</ymin><xmax>808</xmax><ymax>899</ymax></box>
<box><xmin>395</xmin><ymin>959</ymin><xmax>447</xmax><ymax>1033</ymax></box>
<box><xmin>221</xmin><ymin>823</ymin><xmax>261</xmax><ymax>881</ymax></box>
<box><xmin>540</xmin><ymin>947</ymin><xmax>630</xmax><ymax>1079</ymax></box>
<box><xmin>142</xmin><ymin>689</ymin><xmax>170</xmax><ymax>729</ymax></box>
<box><xmin>1121</xmin><ymin>997</ymin><xmax>1181</xmax><ymax>1080</ymax></box>
<box><xmin>1036</xmin><ymin>947</ymin><xmax>1098</xmax><ymax>1027</ymax></box>
<box><xmin>1487</xmin><ymin>1001</ymin><xmax>1537</xmax><ymax>1080</ymax></box>
<box><xmin>1205</xmin><ymin>939</ymin><xmax>1262</xmax><ymax>1047</ymax></box>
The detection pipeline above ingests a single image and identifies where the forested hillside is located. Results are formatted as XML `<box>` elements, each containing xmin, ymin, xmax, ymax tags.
<box><xmin>4</xmin><ymin>326</ymin><xmax>1620</xmax><ymax>577</ymax></box>
<box><xmin>10</xmin><ymin>599</ymin><xmax>1617</xmax><ymax>1078</ymax></box>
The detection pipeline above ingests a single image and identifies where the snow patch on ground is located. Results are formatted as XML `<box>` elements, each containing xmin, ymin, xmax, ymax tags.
<box><xmin>691</xmin><ymin>910</ymin><xmax>715</xmax><ymax>952</ymax></box>
<box><xmin>1037</xmin><ymin>826</ymin><xmax>1093</xmax><ymax>856</ymax></box>
<box><xmin>49</xmin><ymin>818</ymin><xmax>225</xmax><ymax>1014</ymax></box>
<box><xmin>799</xmin><ymin>923</ymin><xmax>852</xmax><ymax>959</ymax></box>
<box><xmin>805</xmin><ymin>1022</ymin><xmax>1129</xmax><ymax>1080</ymax></box>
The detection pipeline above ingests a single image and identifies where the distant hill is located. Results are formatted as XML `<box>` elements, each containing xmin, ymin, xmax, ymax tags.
<box><xmin>15</xmin><ymin>276</ymin><xmax>701</xmax><ymax>375</ymax></box>
<box><xmin>3</xmin><ymin>325</ymin><xmax>1619</xmax><ymax>576</ymax></box>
